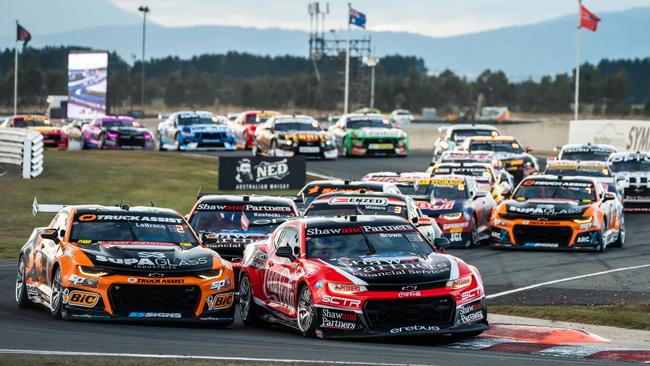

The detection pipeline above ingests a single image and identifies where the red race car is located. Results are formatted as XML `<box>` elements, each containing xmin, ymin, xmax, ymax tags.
<box><xmin>238</xmin><ymin>215</ymin><xmax>488</xmax><ymax>339</ymax></box>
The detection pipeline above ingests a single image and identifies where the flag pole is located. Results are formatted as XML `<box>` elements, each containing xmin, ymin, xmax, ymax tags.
<box><xmin>344</xmin><ymin>3</ymin><xmax>351</xmax><ymax>114</ymax></box>
<box><xmin>574</xmin><ymin>0</ymin><xmax>581</xmax><ymax>121</ymax></box>
<box><xmin>14</xmin><ymin>22</ymin><xmax>19</xmax><ymax>116</ymax></box>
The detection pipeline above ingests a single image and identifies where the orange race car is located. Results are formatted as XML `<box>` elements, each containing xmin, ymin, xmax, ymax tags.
<box><xmin>490</xmin><ymin>175</ymin><xmax>625</xmax><ymax>251</ymax></box>
<box><xmin>15</xmin><ymin>199</ymin><xmax>235</xmax><ymax>323</ymax></box>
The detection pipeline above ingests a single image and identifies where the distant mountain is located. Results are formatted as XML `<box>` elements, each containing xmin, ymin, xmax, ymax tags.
<box><xmin>2</xmin><ymin>1</ymin><xmax>649</xmax><ymax>79</ymax></box>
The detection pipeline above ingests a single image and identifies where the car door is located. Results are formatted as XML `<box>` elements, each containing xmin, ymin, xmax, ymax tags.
<box><xmin>263</xmin><ymin>226</ymin><xmax>300</xmax><ymax>317</ymax></box>
<box><xmin>35</xmin><ymin>211</ymin><xmax>68</xmax><ymax>294</ymax></box>
<box><xmin>330</xmin><ymin>119</ymin><xmax>346</xmax><ymax>150</ymax></box>
<box><xmin>468</xmin><ymin>179</ymin><xmax>491</xmax><ymax>233</ymax></box>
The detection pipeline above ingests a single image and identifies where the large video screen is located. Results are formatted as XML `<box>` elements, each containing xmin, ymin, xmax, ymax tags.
<box><xmin>67</xmin><ymin>52</ymin><xmax>108</xmax><ymax>119</ymax></box>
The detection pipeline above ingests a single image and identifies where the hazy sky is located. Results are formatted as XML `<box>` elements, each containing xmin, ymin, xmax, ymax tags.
<box><xmin>111</xmin><ymin>0</ymin><xmax>650</xmax><ymax>37</ymax></box>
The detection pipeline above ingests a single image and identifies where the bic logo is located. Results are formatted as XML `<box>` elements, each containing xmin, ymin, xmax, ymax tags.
<box><xmin>64</xmin><ymin>290</ymin><xmax>99</xmax><ymax>308</ymax></box>
<box><xmin>206</xmin><ymin>293</ymin><xmax>234</xmax><ymax>311</ymax></box>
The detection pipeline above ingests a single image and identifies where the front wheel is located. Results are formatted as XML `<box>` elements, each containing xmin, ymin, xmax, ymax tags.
<box><xmin>597</xmin><ymin>220</ymin><xmax>608</xmax><ymax>252</ymax></box>
<box><xmin>297</xmin><ymin>285</ymin><xmax>317</xmax><ymax>337</ymax></box>
<box><xmin>174</xmin><ymin>133</ymin><xmax>181</xmax><ymax>151</ymax></box>
<box><xmin>239</xmin><ymin>274</ymin><xmax>260</xmax><ymax>326</ymax></box>
<box><xmin>612</xmin><ymin>216</ymin><xmax>625</xmax><ymax>248</ymax></box>
<box><xmin>15</xmin><ymin>256</ymin><xmax>30</xmax><ymax>307</ymax></box>
<box><xmin>156</xmin><ymin>132</ymin><xmax>166</xmax><ymax>151</ymax></box>
<box><xmin>467</xmin><ymin>219</ymin><xmax>478</xmax><ymax>248</ymax></box>
<box><xmin>97</xmin><ymin>133</ymin><xmax>105</xmax><ymax>149</ymax></box>
<box><xmin>50</xmin><ymin>267</ymin><xmax>63</xmax><ymax>319</ymax></box>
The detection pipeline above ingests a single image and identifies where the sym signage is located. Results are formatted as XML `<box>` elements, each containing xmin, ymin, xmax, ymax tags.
<box><xmin>219</xmin><ymin>156</ymin><xmax>306</xmax><ymax>190</ymax></box>
<box><xmin>568</xmin><ymin>120</ymin><xmax>650</xmax><ymax>152</ymax></box>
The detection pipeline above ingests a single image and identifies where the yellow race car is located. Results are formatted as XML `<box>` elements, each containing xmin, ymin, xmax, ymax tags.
<box><xmin>428</xmin><ymin>162</ymin><xmax>512</xmax><ymax>203</ymax></box>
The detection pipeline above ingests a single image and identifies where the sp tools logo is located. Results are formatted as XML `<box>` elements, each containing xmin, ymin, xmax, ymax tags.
<box><xmin>63</xmin><ymin>290</ymin><xmax>99</xmax><ymax>308</ymax></box>
<box><xmin>206</xmin><ymin>293</ymin><xmax>234</xmax><ymax>310</ymax></box>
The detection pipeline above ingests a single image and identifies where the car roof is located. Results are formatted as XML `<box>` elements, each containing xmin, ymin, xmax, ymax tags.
<box><xmin>272</xmin><ymin>115</ymin><xmax>317</xmax><ymax>122</ymax></box>
<box><xmin>344</xmin><ymin>113</ymin><xmax>385</xmax><ymax>119</ymax></box>
<box><xmin>522</xmin><ymin>174</ymin><xmax>597</xmax><ymax>184</ymax></box>
<box><xmin>467</xmin><ymin>135</ymin><xmax>517</xmax><ymax>142</ymax></box>
<box><xmin>608</xmin><ymin>151</ymin><xmax>650</xmax><ymax>160</ymax></box>
<box><xmin>546</xmin><ymin>160</ymin><xmax>609</xmax><ymax>168</ymax></box>
<box><xmin>561</xmin><ymin>143</ymin><xmax>618</xmax><ymax>152</ymax></box>
<box><xmin>71</xmin><ymin>205</ymin><xmax>181</xmax><ymax>217</ymax></box>
<box><xmin>173</xmin><ymin>111</ymin><xmax>213</xmax><ymax>116</ymax></box>
<box><xmin>448</xmin><ymin>124</ymin><xmax>498</xmax><ymax>131</ymax></box>
<box><xmin>197</xmin><ymin>194</ymin><xmax>294</xmax><ymax>207</ymax></box>
<box><xmin>398</xmin><ymin>174</ymin><xmax>468</xmax><ymax>183</ymax></box>
<box><xmin>11</xmin><ymin>114</ymin><xmax>47</xmax><ymax>120</ymax></box>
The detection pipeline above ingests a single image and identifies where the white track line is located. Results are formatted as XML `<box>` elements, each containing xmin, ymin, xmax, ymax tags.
<box><xmin>306</xmin><ymin>170</ymin><xmax>337</xmax><ymax>180</ymax></box>
<box><xmin>486</xmin><ymin>263</ymin><xmax>650</xmax><ymax>299</ymax></box>
<box><xmin>0</xmin><ymin>349</ymin><xmax>433</xmax><ymax>366</ymax></box>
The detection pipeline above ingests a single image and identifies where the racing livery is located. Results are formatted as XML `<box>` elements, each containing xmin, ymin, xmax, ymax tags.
<box><xmin>433</xmin><ymin>124</ymin><xmax>500</xmax><ymax>160</ymax></box>
<box><xmin>303</xmin><ymin>191</ymin><xmax>441</xmax><ymax>242</ymax></box>
<box><xmin>16</xmin><ymin>200</ymin><xmax>236</xmax><ymax>323</ymax></box>
<box><xmin>557</xmin><ymin>143</ymin><xmax>618</xmax><ymax>162</ymax></box>
<box><xmin>544</xmin><ymin>160</ymin><xmax>624</xmax><ymax>200</ymax></box>
<box><xmin>428</xmin><ymin>162</ymin><xmax>512</xmax><ymax>203</ymax></box>
<box><xmin>490</xmin><ymin>175</ymin><xmax>625</xmax><ymax>251</ymax></box>
<box><xmin>295</xmin><ymin>180</ymin><xmax>402</xmax><ymax>212</ymax></box>
<box><xmin>82</xmin><ymin>116</ymin><xmax>154</xmax><ymax>150</ymax></box>
<box><xmin>434</xmin><ymin>151</ymin><xmax>515</xmax><ymax>189</ymax></box>
<box><xmin>2</xmin><ymin>115</ymin><xmax>68</xmax><ymax>149</ymax></box>
<box><xmin>253</xmin><ymin>115</ymin><xmax>337</xmax><ymax>159</ymax></box>
<box><xmin>462</xmin><ymin>136</ymin><xmax>538</xmax><ymax>183</ymax></box>
<box><xmin>609</xmin><ymin>152</ymin><xmax>650</xmax><ymax>212</ymax></box>
<box><xmin>229</xmin><ymin>110</ymin><xmax>280</xmax><ymax>149</ymax></box>
<box><xmin>395</xmin><ymin>176</ymin><xmax>495</xmax><ymax>248</ymax></box>
<box><xmin>329</xmin><ymin>114</ymin><xmax>409</xmax><ymax>157</ymax></box>
<box><xmin>238</xmin><ymin>215</ymin><xmax>488</xmax><ymax>339</ymax></box>
<box><xmin>157</xmin><ymin>111</ymin><xmax>236</xmax><ymax>151</ymax></box>
<box><xmin>187</xmin><ymin>195</ymin><xmax>299</xmax><ymax>279</ymax></box>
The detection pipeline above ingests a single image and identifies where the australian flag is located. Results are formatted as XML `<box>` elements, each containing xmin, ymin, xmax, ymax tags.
<box><xmin>349</xmin><ymin>7</ymin><xmax>366</xmax><ymax>29</ymax></box>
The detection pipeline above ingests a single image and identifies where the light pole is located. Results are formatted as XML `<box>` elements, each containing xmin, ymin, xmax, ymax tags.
<box><xmin>138</xmin><ymin>5</ymin><xmax>149</xmax><ymax>108</ymax></box>
<box><xmin>363</xmin><ymin>56</ymin><xmax>379</xmax><ymax>109</ymax></box>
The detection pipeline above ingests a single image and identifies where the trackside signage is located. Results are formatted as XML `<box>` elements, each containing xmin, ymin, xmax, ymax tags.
<box><xmin>568</xmin><ymin>120</ymin><xmax>650</xmax><ymax>152</ymax></box>
<box><xmin>219</xmin><ymin>156</ymin><xmax>306</xmax><ymax>190</ymax></box>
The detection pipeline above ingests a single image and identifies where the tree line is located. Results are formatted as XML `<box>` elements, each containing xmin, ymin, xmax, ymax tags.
<box><xmin>1</xmin><ymin>45</ymin><xmax>649</xmax><ymax>116</ymax></box>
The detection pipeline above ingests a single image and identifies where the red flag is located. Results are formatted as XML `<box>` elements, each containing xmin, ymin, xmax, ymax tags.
<box><xmin>579</xmin><ymin>4</ymin><xmax>600</xmax><ymax>32</ymax></box>
<box><xmin>16</xmin><ymin>22</ymin><xmax>31</xmax><ymax>46</ymax></box>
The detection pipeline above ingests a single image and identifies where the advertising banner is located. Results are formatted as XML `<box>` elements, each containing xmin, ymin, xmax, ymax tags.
<box><xmin>67</xmin><ymin>52</ymin><xmax>108</xmax><ymax>119</ymax></box>
<box><xmin>568</xmin><ymin>119</ymin><xmax>650</xmax><ymax>152</ymax></box>
<box><xmin>219</xmin><ymin>156</ymin><xmax>306</xmax><ymax>190</ymax></box>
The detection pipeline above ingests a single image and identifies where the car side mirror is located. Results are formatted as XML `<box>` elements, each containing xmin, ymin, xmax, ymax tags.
<box><xmin>525</xmin><ymin>146</ymin><xmax>533</xmax><ymax>153</ymax></box>
<box><xmin>275</xmin><ymin>246</ymin><xmax>295</xmax><ymax>260</ymax></box>
<box><xmin>604</xmin><ymin>192</ymin><xmax>616</xmax><ymax>201</ymax></box>
<box><xmin>473</xmin><ymin>191</ymin><xmax>488</xmax><ymax>200</ymax></box>
<box><xmin>40</xmin><ymin>228</ymin><xmax>59</xmax><ymax>243</ymax></box>
<box><xmin>433</xmin><ymin>237</ymin><xmax>451</xmax><ymax>250</ymax></box>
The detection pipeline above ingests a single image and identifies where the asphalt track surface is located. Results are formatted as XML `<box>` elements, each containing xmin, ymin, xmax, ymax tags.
<box><xmin>1</xmin><ymin>149</ymin><xmax>647</xmax><ymax>365</ymax></box>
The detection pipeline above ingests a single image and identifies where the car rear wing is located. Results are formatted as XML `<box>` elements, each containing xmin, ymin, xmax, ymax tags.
<box><xmin>32</xmin><ymin>197</ymin><xmax>67</xmax><ymax>216</ymax></box>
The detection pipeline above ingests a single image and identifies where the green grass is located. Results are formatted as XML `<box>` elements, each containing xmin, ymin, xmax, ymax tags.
<box><xmin>0</xmin><ymin>150</ymin><xmax>296</xmax><ymax>258</ymax></box>
<box><xmin>491</xmin><ymin>305</ymin><xmax>650</xmax><ymax>331</ymax></box>
<box><xmin>0</xmin><ymin>356</ymin><xmax>300</xmax><ymax>366</ymax></box>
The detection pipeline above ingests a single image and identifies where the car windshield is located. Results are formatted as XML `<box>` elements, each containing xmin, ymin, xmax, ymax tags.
<box><xmin>514</xmin><ymin>181</ymin><xmax>596</xmax><ymax>201</ymax></box>
<box><xmin>13</xmin><ymin>118</ymin><xmax>49</xmax><ymax>127</ymax></box>
<box><xmin>306</xmin><ymin>227</ymin><xmax>434</xmax><ymax>260</ymax></box>
<box><xmin>451</xmin><ymin>129</ymin><xmax>495</xmax><ymax>142</ymax></box>
<box><xmin>274</xmin><ymin>121</ymin><xmax>321</xmax><ymax>132</ymax></box>
<box><xmin>561</xmin><ymin>151</ymin><xmax>612</xmax><ymax>161</ymax></box>
<box><xmin>469</xmin><ymin>141</ymin><xmax>523</xmax><ymax>153</ymax></box>
<box><xmin>304</xmin><ymin>204</ymin><xmax>408</xmax><ymax>219</ymax></box>
<box><xmin>609</xmin><ymin>159</ymin><xmax>650</xmax><ymax>173</ymax></box>
<box><xmin>69</xmin><ymin>218</ymin><xmax>198</xmax><ymax>245</ymax></box>
<box><xmin>347</xmin><ymin>118</ymin><xmax>391</xmax><ymax>129</ymax></box>
<box><xmin>545</xmin><ymin>166</ymin><xmax>611</xmax><ymax>177</ymax></box>
<box><xmin>433</xmin><ymin>167</ymin><xmax>493</xmax><ymax>184</ymax></box>
<box><xmin>246</xmin><ymin>113</ymin><xmax>275</xmax><ymax>124</ymax></box>
<box><xmin>178</xmin><ymin>115</ymin><xmax>213</xmax><ymax>126</ymax></box>
<box><xmin>103</xmin><ymin>120</ymin><xmax>134</xmax><ymax>128</ymax></box>
<box><xmin>190</xmin><ymin>209</ymin><xmax>294</xmax><ymax>234</ymax></box>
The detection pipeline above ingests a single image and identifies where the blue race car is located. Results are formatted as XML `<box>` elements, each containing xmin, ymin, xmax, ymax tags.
<box><xmin>156</xmin><ymin>111</ymin><xmax>237</xmax><ymax>151</ymax></box>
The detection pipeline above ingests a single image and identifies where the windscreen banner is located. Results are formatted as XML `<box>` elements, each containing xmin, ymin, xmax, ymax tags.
<box><xmin>67</xmin><ymin>52</ymin><xmax>108</xmax><ymax>119</ymax></box>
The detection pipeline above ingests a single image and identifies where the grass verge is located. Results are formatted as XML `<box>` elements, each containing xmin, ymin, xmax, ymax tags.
<box><xmin>0</xmin><ymin>150</ymin><xmax>295</xmax><ymax>258</ymax></box>
<box><xmin>491</xmin><ymin>305</ymin><xmax>650</xmax><ymax>331</ymax></box>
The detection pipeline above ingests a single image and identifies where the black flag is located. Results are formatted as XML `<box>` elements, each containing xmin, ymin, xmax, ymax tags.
<box><xmin>16</xmin><ymin>22</ymin><xmax>31</xmax><ymax>47</ymax></box>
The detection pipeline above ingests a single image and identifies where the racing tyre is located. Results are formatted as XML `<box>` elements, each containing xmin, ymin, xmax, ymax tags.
<box><xmin>467</xmin><ymin>218</ymin><xmax>478</xmax><ymax>248</ymax></box>
<box><xmin>97</xmin><ymin>133</ymin><xmax>105</xmax><ymax>149</ymax></box>
<box><xmin>597</xmin><ymin>220</ymin><xmax>607</xmax><ymax>253</ymax></box>
<box><xmin>50</xmin><ymin>267</ymin><xmax>63</xmax><ymax>319</ymax></box>
<box><xmin>239</xmin><ymin>273</ymin><xmax>260</xmax><ymax>326</ymax></box>
<box><xmin>297</xmin><ymin>285</ymin><xmax>317</xmax><ymax>338</ymax></box>
<box><xmin>270</xmin><ymin>140</ymin><xmax>277</xmax><ymax>157</ymax></box>
<box><xmin>156</xmin><ymin>132</ymin><xmax>166</xmax><ymax>151</ymax></box>
<box><xmin>612</xmin><ymin>216</ymin><xmax>625</xmax><ymax>248</ymax></box>
<box><xmin>252</xmin><ymin>142</ymin><xmax>259</xmax><ymax>156</ymax></box>
<box><xmin>15</xmin><ymin>256</ymin><xmax>30</xmax><ymax>308</ymax></box>
<box><xmin>174</xmin><ymin>133</ymin><xmax>181</xmax><ymax>151</ymax></box>
<box><xmin>339</xmin><ymin>140</ymin><xmax>348</xmax><ymax>157</ymax></box>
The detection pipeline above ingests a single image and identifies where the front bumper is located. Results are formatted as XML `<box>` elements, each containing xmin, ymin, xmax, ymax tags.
<box><xmin>180</xmin><ymin>134</ymin><xmax>237</xmax><ymax>151</ymax></box>
<box><xmin>490</xmin><ymin>219</ymin><xmax>603</xmax><ymax>250</ymax></box>
<box><xmin>348</xmin><ymin>138</ymin><xmax>409</xmax><ymax>156</ymax></box>
<box><xmin>104</xmin><ymin>136</ymin><xmax>154</xmax><ymax>150</ymax></box>
<box><xmin>436</xmin><ymin>219</ymin><xmax>473</xmax><ymax>247</ymax></box>
<box><xmin>273</xmin><ymin>144</ymin><xmax>337</xmax><ymax>159</ymax></box>
<box><xmin>315</xmin><ymin>297</ymin><xmax>488</xmax><ymax>339</ymax></box>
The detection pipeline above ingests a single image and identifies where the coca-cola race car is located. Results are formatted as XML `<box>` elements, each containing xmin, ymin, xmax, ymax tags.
<box><xmin>303</xmin><ymin>191</ymin><xmax>441</xmax><ymax>242</ymax></box>
<box><xmin>187</xmin><ymin>195</ymin><xmax>299</xmax><ymax>280</ymax></box>
<box><xmin>609</xmin><ymin>152</ymin><xmax>650</xmax><ymax>212</ymax></box>
<box><xmin>396</xmin><ymin>176</ymin><xmax>496</xmax><ymax>248</ymax></box>
<box><xmin>238</xmin><ymin>215</ymin><xmax>488</xmax><ymax>339</ymax></box>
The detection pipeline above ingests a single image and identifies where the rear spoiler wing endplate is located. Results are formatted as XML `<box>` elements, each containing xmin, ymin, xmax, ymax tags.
<box><xmin>32</xmin><ymin>197</ymin><xmax>67</xmax><ymax>216</ymax></box>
